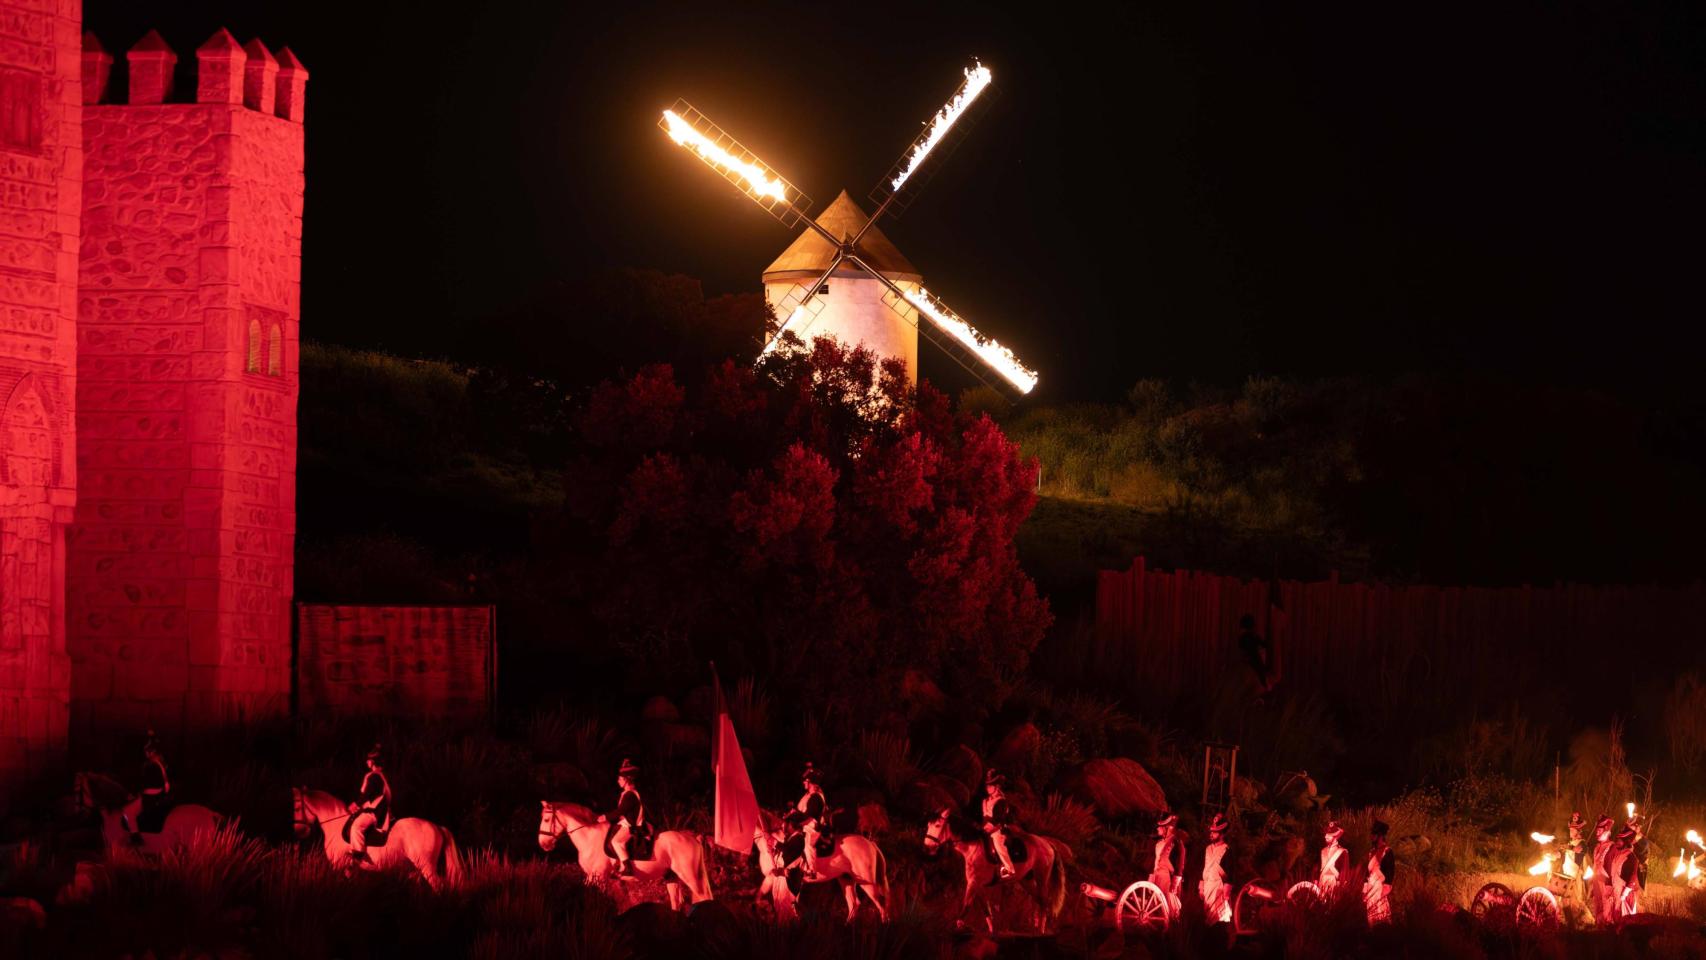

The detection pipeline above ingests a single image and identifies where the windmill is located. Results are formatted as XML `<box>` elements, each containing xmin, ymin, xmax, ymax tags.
<box><xmin>659</xmin><ymin>61</ymin><xmax>1038</xmax><ymax>396</ymax></box>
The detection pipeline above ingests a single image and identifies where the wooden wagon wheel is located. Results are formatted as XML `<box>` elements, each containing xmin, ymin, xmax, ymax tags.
<box><xmin>1115</xmin><ymin>881</ymin><xmax>1172</xmax><ymax>933</ymax></box>
<box><xmin>1470</xmin><ymin>881</ymin><xmax>1516</xmax><ymax>920</ymax></box>
<box><xmin>1285</xmin><ymin>880</ymin><xmax>1324</xmax><ymax>911</ymax></box>
<box><xmin>1516</xmin><ymin>886</ymin><xmax>1561</xmax><ymax>932</ymax></box>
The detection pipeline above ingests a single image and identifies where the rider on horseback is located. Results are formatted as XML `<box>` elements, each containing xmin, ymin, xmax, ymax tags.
<box><xmin>982</xmin><ymin>769</ymin><xmax>1018</xmax><ymax>879</ymax></box>
<box><xmin>122</xmin><ymin>730</ymin><xmax>171</xmax><ymax>846</ymax></box>
<box><xmin>346</xmin><ymin>743</ymin><xmax>392</xmax><ymax>864</ymax></box>
<box><xmin>611</xmin><ymin>758</ymin><xmax>644</xmax><ymax>877</ymax></box>
<box><xmin>783</xmin><ymin>761</ymin><xmax>829</xmax><ymax>880</ymax></box>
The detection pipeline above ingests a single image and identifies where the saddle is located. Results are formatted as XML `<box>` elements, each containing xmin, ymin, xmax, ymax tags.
<box><xmin>342</xmin><ymin>818</ymin><xmax>390</xmax><ymax>848</ymax></box>
<box><xmin>780</xmin><ymin>831</ymin><xmax>835</xmax><ymax>864</ymax></box>
<box><xmin>982</xmin><ymin>830</ymin><xmax>1029</xmax><ymax>868</ymax></box>
<box><xmin>604</xmin><ymin>821</ymin><xmax>656</xmax><ymax>862</ymax></box>
<box><xmin>136</xmin><ymin>798</ymin><xmax>173</xmax><ymax>834</ymax></box>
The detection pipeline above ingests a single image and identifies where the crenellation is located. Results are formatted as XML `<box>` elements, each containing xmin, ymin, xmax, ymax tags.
<box><xmin>122</xmin><ymin>29</ymin><xmax>173</xmax><ymax>105</ymax></box>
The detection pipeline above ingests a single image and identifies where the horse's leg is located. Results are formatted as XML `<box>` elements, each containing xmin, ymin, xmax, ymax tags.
<box><xmin>861</xmin><ymin>881</ymin><xmax>888</xmax><ymax>923</ymax></box>
<box><xmin>666</xmin><ymin>882</ymin><xmax>683</xmax><ymax>912</ymax></box>
<box><xmin>841</xmin><ymin>877</ymin><xmax>859</xmax><ymax>923</ymax></box>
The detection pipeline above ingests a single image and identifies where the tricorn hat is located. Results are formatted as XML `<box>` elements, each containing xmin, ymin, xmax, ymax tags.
<box><xmin>1370</xmin><ymin>819</ymin><xmax>1390</xmax><ymax>838</ymax></box>
<box><xmin>1156</xmin><ymin>813</ymin><xmax>1179</xmax><ymax>832</ymax></box>
<box><xmin>618</xmin><ymin>758</ymin><xmax>640</xmax><ymax>777</ymax></box>
<box><xmin>1595</xmin><ymin>813</ymin><xmax>1615</xmax><ymax>833</ymax></box>
<box><xmin>1207</xmin><ymin>812</ymin><xmax>1229</xmax><ymax>835</ymax></box>
<box><xmin>1568</xmin><ymin>811</ymin><xmax>1586</xmax><ymax>829</ymax></box>
<box><xmin>366</xmin><ymin>742</ymin><xmax>385</xmax><ymax>763</ymax></box>
<box><xmin>1615</xmin><ymin>824</ymin><xmax>1636</xmax><ymax>843</ymax></box>
<box><xmin>984</xmin><ymin>768</ymin><xmax>1008</xmax><ymax>788</ymax></box>
<box><xmin>1323</xmin><ymin>820</ymin><xmax>1345</xmax><ymax>842</ymax></box>
<box><xmin>801</xmin><ymin>761</ymin><xmax>822</xmax><ymax>784</ymax></box>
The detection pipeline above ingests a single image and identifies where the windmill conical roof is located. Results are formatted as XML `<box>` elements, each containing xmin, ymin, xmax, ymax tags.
<box><xmin>762</xmin><ymin>190</ymin><xmax>922</xmax><ymax>283</ymax></box>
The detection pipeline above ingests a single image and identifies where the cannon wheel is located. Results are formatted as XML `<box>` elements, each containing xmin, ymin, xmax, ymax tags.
<box><xmin>1516</xmin><ymin>886</ymin><xmax>1561</xmax><ymax>932</ymax></box>
<box><xmin>1232</xmin><ymin>882</ymin><xmax>1279</xmax><ymax>936</ymax></box>
<box><xmin>1286</xmin><ymin>880</ymin><xmax>1324</xmax><ymax>910</ymax></box>
<box><xmin>1115</xmin><ymin>881</ymin><xmax>1171</xmax><ymax>933</ymax></box>
<box><xmin>1471</xmin><ymin>881</ymin><xmax>1517</xmax><ymax>921</ymax></box>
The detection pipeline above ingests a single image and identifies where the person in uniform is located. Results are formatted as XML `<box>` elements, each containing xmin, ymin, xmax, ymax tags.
<box><xmin>346</xmin><ymin>743</ymin><xmax>392</xmax><ymax>864</ymax></box>
<box><xmin>781</xmin><ymin>767</ymin><xmax>829</xmax><ymax>879</ymax></box>
<box><xmin>1199</xmin><ymin>812</ymin><xmax>1232</xmax><ymax>923</ymax></box>
<box><xmin>1562</xmin><ymin>811</ymin><xmax>1587</xmax><ymax>878</ymax></box>
<box><xmin>610</xmin><ymin>758</ymin><xmax>644</xmax><ymax>876</ymax></box>
<box><xmin>1150</xmin><ymin>813</ymin><xmax>1185</xmax><ymax>905</ymax></box>
<box><xmin>1362</xmin><ymin>819</ymin><xmax>1394</xmax><ymax>924</ymax></box>
<box><xmin>1609</xmin><ymin>822</ymin><xmax>1641</xmax><ymax>917</ymax></box>
<box><xmin>1589</xmin><ymin>813</ymin><xmax>1616</xmax><ymax>924</ymax></box>
<box><xmin>1318</xmin><ymin>820</ymin><xmax>1349</xmax><ymax>894</ymax></box>
<box><xmin>981</xmin><ymin>769</ymin><xmax>1018</xmax><ymax>879</ymax></box>
<box><xmin>123</xmin><ymin>730</ymin><xmax>172</xmax><ymax>845</ymax></box>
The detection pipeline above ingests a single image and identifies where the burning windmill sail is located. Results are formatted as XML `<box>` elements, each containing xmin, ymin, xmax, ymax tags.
<box><xmin>660</xmin><ymin>60</ymin><xmax>1038</xmax><ymax>396</ymax></box>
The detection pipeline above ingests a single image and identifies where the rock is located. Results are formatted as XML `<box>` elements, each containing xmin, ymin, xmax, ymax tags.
<box><xmin>992</xmin><ymin>722</ymin><xmax>1042</xmax><ymax>776</ymax></box>
<box><xmin>640</xmin><ymin>696</ymin><xmax>679</xmax><ymax>723</ymax></box>
<box><xmin>1061</xmin><ymin>758</ymin><xmax>1168</xmax><ymax>818</ymax></box>
<box><xmin>937</xmin><ymin>744</ymin><xmax>984</xmax><ymax>793</ymax></box>
<box><xmin>856</xmin><ymin>803</ymin><xmax>891</xmax><ymax>835</ymax></box>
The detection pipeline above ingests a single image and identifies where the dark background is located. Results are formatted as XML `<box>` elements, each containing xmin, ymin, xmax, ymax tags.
<box><xmin>81</xmin><ymin>0</ymin><xmax>1706</xmax><ymax>403</ymax></box>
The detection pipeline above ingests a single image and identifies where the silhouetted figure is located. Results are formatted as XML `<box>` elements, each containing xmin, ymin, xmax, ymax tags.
<box><xmin>1363</xmin><ymin>820</ymin><xmax>1394</xmax><ymax>924</ymax></box>
<box><xmin>122</xmin><ymin>730</ymin><xmax>171</xmax><ymax>844</ymax></box>
<box><xmin>346</xmin><ymin>743</ymin><xmax>391</xmax><ymax>864</ymax></box>
<box><xmin>1236</xmin><ymin>614</ymin><xmax>1273</xmax><ymax>694</ymax></box>
<box><xmin>611</xmin><ymin>758</ymin><xmax>644</xmax><ymax>876</ymax></box>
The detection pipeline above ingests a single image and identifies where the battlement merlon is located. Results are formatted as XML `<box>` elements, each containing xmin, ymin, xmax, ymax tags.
<box><xmin>80</xmin><ymin>29</ymin><xmax>306</xmax><ymax>124</ymax></box>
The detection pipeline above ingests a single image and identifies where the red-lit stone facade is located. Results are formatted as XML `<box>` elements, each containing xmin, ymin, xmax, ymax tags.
<box><xmin>0</xmin><ymin>0</ymin><xmax>304</xmax><ymax>799</ymax></box>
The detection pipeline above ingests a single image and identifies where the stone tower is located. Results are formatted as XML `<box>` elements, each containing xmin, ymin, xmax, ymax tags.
<box><xmin>761</xmin><ymin>190</ymin><xmax>923</xmax><ymax>383</ymax></box>
<box><xmin>68</xmin><ymin>28</ymin><xmax>304</xmax><ymax>737</ymax></box>
<box><xmin>0</xmin><ymin>0</ymin><xmax>82</xmax><ymax>788</ymax></box>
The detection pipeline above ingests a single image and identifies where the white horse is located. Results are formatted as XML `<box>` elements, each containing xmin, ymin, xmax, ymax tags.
<box><xmin>923</xmin><ymin>807</ymin><xmax>1067</xmax><ymax>933</ymax></box>
<box><xmin>754</xmin><ymin>812</ymin><xmax>889</xmax><ymax>922</ymax></box>
<box><xmin>75</xmin><ymin>771</ymin><xmax>224</xmax><ymax>855</ymax></box>
<box><xmin>292</xmin><ymin>787</ymin><xmax>462</xmax><ymax>891</ymax></box>
<box><xmin>537</xmin><ymin>800</ymin><xmax>714</xmax><ymax>910</ymax></box>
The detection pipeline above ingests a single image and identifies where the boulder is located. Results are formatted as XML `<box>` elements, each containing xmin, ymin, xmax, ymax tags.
<box><xmin>1062</xmin><ymin>758</ymin><xmax>1168</xmax><ymax>818</ymax></box>
<box><xmin>936</xmin><ymin>743</ymin><xmax>984</xmax><ymax>793</ymax></box>
<box><xmin>640</xmin><ymin>695</ymin><xmax>680</xmax><ymax>723</ymax></box>
<box><xmin>992</xmin><ymin>722</ymin><xmax>1042</xmax><ymax>775</ymax></box>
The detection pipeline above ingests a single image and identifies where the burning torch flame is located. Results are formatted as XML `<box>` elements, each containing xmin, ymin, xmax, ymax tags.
<box><xmin>900</xmin><ymin>287</ymin><xmax>1038</xmax><ymax>394</ymax></box>
<box><xmin>1687</xmin><ymin>830</ymin><xmax>1704</xmax><ymax>850</ymax></box>
<box><xmin>1528</xmin><ymin>852</ymin><xmax>1554</xmax><ymax>876</ymax></box>
<box><xmin>1627</xmin><ymin>802</ymin><xmax>1636</xmax><ymax>820</ymax></box>
<box><xmin>889</xmin><ymin>62</ymin><xmax>994</xmax><ymax>193</ymax></box>
<box><xmin>662</xmin><ymin>110</ymin><xmax>788</xmax><ymax>202</ymax></box>
<box><xmin>1530</xmin><ymin>832</ymin><xmax>1554</xmax><ymax>844</ymax></box>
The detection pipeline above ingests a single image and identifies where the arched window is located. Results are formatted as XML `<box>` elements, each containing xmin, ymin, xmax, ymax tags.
<box><xmin>267</xmin><ymin>325</ymin><xmax>283</xmax><ymax>376</ymax></box>
<box><xmin>246</xmin><ymin>319</ymin><xmax>262</xmax><ymax>372</ymax></box>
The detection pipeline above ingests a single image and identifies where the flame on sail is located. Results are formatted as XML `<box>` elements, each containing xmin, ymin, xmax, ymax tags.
<box><xmin>889</xmin><ymin>62</ymin><xmax>994</xmax><ymax>192</ymax></box>
<box><xmin>663</xmin><ymin>110</ymin><xmax>788</xmax><ymax>202</ymax></box>
<box><xmin>899</xmin><ymin>287</ymin><xmax>1038</xmax><ymax>394</ymax></box>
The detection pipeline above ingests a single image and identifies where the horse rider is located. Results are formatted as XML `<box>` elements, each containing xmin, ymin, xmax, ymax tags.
<box><xmin>1150</xmin><ymin>813</ymin><xmax>1185</xmax><ymax>904</ymax></box>
<box><xmin>1589</xmin><ymin>813</ymin><xmax>1616</xmax><ymax>924</ymax></box>
<box><xmin>982</xmin><ymin>769</ymin><xmax>1018</xmax><ymax>879</ymax></box>
<box><xmin>1362</xmin><ymin>819</ymin><xmax>1394</xmax><ymax>924</ymax></box>
<box><xmin>123</xmin><ymin>729</ymin><xmax>172</xmax><ymax>845</ymax></box>
<box><xmin>345</xmin><ymin>743</ymin><xmax>392</xmax><ymax>864</ymax></box>
<box><xmin>1199</xmin><ymin>812</ymin><xmax>1232</xmax><ymax>923</ymax></box>
<box><xmin>781</xmin><ymin>761</ymin><xmax>829</xmax><ymax>880</ymax></box>
<box><xmin>1318</xmin><ymin>820</ymin><xmax>1349</xmax><ymax>893</ymax></box>
<box><xmin>610</xmin><ymin>758</ymin><xmax>644</xmax><ymax>876</ymax></box>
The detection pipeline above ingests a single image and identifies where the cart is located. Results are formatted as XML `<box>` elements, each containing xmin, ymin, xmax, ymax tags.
<box><xmin>1081</xmin><ymin>880</ymin><xmax>1178</xmax><ymax>933</ymax></box>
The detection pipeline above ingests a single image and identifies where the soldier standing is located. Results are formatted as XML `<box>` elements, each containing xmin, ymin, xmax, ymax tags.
<box><xmin>1362</xmin><ymin>819</ymin><xmax>1394</xmax><ymax>924</ymax></box>
<box><xmin>1199</xmin><ymin>813</ymin><xmax>1232</xmax><ymax>923</ymax></box>
<box><xmin>1589</xmin><ymin>814</ymin><xmax>1616</xmax><ymax>924</ymax></box>
<box><xmin>1318</xmin><ymin>820</ymin><xmax>1349</xmax><ymax>893</ymax></box>
<box><xmin>1150</xmin><ymin>813</ymin><xmax>1185</xmax><ymax>906</ymax></box>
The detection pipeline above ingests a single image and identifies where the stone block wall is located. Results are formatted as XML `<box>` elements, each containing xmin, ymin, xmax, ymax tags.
<box><xmin>0</xmin><ymin>0</ymin><xmax>80</xmax><ymax>798</ymax></box>
<box><xmin>296</xmin><ymin>605</ymin><xmax>496</xmax><ymax>722</ymax></box>
<box><xmin>67</xmin><ymin>29</ymin><xmax>303</xmax><ymax>737</ymax></box>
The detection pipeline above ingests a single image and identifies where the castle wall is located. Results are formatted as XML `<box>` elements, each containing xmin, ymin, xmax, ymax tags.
<box><xmin>67</xmin><ymin>32</ymin><xmax>302</xmax><ymax>737</ymax></box>
<box><xmin>0</xmin><ymin>0</ymin><xmax>81</xmax><ymax>796</ymax></box>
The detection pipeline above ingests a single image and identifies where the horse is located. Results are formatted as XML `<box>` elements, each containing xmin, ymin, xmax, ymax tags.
<box><xmin>923</xmin><ymin>807</ymin><xmax>1067</xmax><ymax>933</ymax></box>
<box><xmin>753</xmin><ymin>812</ymin><xmax>889</xmax><ymax>922</ymax></box>
<box><xmin>292</xmin><ymin>786</ymin><xmax>462</xmax><ymax>891</ymax></box>
<box><xmin>536</xmin><ymin>800</ymin><xmax>714</xmax><ymax>910</ymax></box>
<box><xmin>74</xmin><ymin>771</ymin><xmax>224</xmax><ymax>855</ymax></box>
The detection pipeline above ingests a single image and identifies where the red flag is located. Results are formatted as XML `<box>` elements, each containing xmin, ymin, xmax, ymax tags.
<box><xmin>712</xmin><ymin>665</ymin><xmax>761</xmax><ymax>851</ymax></box>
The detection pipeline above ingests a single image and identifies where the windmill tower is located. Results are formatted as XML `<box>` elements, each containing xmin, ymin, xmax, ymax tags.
<box><xmin>761</xmin><ymin>191</ymin><xmax>923</xmax><ymax>382</ymax></box>
<box><xmin>661</xmin><ymin>61</ymin><xmax>1038</xmax><ymax>396</ymax></box>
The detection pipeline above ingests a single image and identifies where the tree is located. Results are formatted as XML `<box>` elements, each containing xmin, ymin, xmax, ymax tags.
<box><xmin>564</xmin><ymin>338</ymin><xmax>1051</xmax><ymax>730</ymax></box>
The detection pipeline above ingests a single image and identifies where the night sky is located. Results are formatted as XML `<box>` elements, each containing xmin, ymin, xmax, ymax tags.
<box><xmin>84</xmin><ymin>0</ymin><xmax>1706</xmax><ymax>401</ymax></box>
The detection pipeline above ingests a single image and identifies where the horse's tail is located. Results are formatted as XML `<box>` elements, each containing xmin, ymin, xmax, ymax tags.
<box><xmin>1041</xmin><ymin>838</ymin><xmax>1068</xmax><ymax>922</ymax></box>
<box><xmin>440</xmin><ymin>827</ymin><xmax>464</xmax><ymax>888</ymax></box>
<box><xmin>873</xmin><ymin>842</ymin><xmax>890</xmax><ymax>906</ymax></box>
<box><xmin>695</xmin><ymin>834</ymin><xmax>715</xmax><ymax>902</ymax></box>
